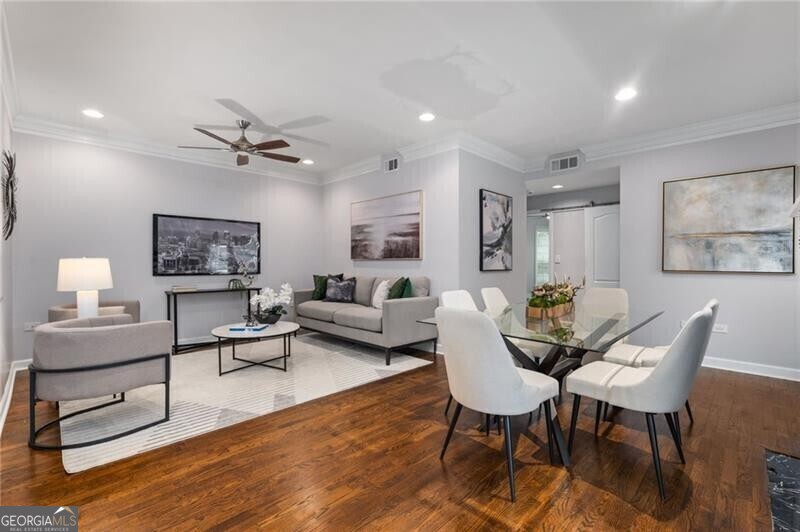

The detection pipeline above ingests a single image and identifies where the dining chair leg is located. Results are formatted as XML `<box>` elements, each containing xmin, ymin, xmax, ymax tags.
<box><xmin>543</xmin><ymin>402</ymin><xmax>557</xmax><ymax>465</ymax></box>
<box><xmin>594</xmin><ymin>401</ymin><xmax>603</xmax><ymax>436</ymax></box>
<box><xmin>527</xmin><ymin>411</ymin><xmax>533</xmax><ymax>427</ymax></box>
<box><xmin>485</xmin><ymin>413</ymin><xmax>490</xmax><ymax>436</ymax></box>
<box><xmin>673</xmin><ymin>412</ymin><xmax>682</xmax><ymax>446</ymax></box>
<box><xmin>440</xmin><ymin>403</ymin><xmax>463</xmax><ymax>460</ymax></box>
<box><xmin>444</xmin><ymin>394</ymin><xmax>453</xmax><ymax>417</ymax></box>
<box><xmin>495</xmin><ymin>415</ymin><xmax>501</xmax><ymax>436</ymax></box>
<box><xmin>685</xmin><ymin>400</ymin><xmax>694</xmax><ymax>424</ymax></box>
<box><xmin>568</xmin><ymin>394</ymin><xmax>581</xmax><ymax>453</ymax></box>
<box><xmin>502</xmin><ymin>415</ymin><xmax>516</xmax><ymax>502</ymax></box>
<box><xmin>664</xmin><ymin>412</ymin><xmax>686</xmax><ymax>464</ymax></box>
<box><xmin>645</xmin><ymin>413</ymin><xmax>667</xmax><ymax>501</ymax></box>
<box><xmin>603</xmin><ymin>402</ymin><xmax>610</xmax><ymax>421</ymax></box>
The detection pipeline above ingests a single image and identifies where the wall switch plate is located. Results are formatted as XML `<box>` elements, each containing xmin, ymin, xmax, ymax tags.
<box><xmin>24</xmin><ymin>321</ymin><xmax>42</xmax><ymax>332</ymax></box>
<box><xmin>713</xmin><ymin>323</ymin><xmax>728</xmax><ymax>334</ymax></box>
<box><xmin>554</xmin><ymin>254</ymin><xmax>561</xmax><ymax>264</ymax></box>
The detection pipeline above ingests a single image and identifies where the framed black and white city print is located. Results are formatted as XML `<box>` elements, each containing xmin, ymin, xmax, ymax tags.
<box><xmin>480</xmin><ymin>188</ymin><xmax>513</xmax><ymax>271</ymax></box>
<box><xmin>153</xmin><ymin>214</ymin><xmax>261</xmax><ymax>275</ymax></box>
<box><xmin>662</xmin><ymin>165</ymin><xmax>796</xmax><ymax>273</ymax></box>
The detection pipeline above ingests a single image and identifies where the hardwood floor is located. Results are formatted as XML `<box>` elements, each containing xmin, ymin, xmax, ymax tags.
<box><xmin>1</xmin><ymin>351</ymin><xmax>798</xmax><ymax>530</ymax></box>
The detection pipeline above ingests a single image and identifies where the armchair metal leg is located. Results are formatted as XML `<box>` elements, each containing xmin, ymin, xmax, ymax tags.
<box><xmin>502</xmin><ymin>415</ymin><xmax>516</xmax><ymax>502</ymax></box>
<box><xmin>385</xmin><ymin>348</ymin><xmax>392</xmax><ymax>366</ymax></box>
<box><xmin>440</xmin><ymin>402</ymin><xmax>462</xmax><ymax>460</ymax></box>
<box><xmin>645</xmin><ymin>413</ymin><xmax>667</xmax><ymax>501</ymax></box>
<box><xmin>664</xmin><ymin>412</ymin><xmax>685</xmax><ymax>464</ymax></box>
<box><xmin>568</xmin><ymin>394</ymin><xmax>581</xmax><ymax>453</ymax></box>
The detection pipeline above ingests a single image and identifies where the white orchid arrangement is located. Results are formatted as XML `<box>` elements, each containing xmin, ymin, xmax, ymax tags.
<box><xmin>250</xmin><ymin>283</ymin><xmax>293</xmax><ymax>316</ymax></box>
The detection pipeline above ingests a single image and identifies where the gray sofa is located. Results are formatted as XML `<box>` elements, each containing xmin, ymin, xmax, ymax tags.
<box><xmin>295</xmin><ymin>276</ymin><xmax>438</xmax><ymax>365</ymax></box>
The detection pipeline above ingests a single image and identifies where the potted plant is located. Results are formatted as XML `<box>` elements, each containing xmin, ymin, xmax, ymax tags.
<box><xmin>250</xmin><ymin>283</ymin><xmax>293</xmax><ymax>325</ymax></box>
<box><xmin>527</xmin><ymin>276</ymin><xmax>584</xmax><ymax>320</ymax></box>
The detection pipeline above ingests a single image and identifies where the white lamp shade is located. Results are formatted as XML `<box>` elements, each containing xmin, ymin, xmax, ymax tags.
<box><xmin>57</xmin><ymin>258</ymin><xmax>113</xmax><ymax>292</ymax></box>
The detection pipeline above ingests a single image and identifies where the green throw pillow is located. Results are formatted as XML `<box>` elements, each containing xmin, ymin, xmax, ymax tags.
<box><xmin>312</xmin><ymin>273</ymin><xmax>343</xmax><ymax>300</ymax></box>
<box><xmin>401</xmin><ymin>278</ymin><xmax>413</xmax><ymax>298</ymax></box>
<box><xmin>387</xmin><ymin>277</ymin><xmax>408</xmax><ymax>299</ymax></box>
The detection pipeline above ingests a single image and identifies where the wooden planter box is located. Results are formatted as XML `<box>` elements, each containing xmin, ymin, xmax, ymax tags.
<box><xmin>527</xmin><ymin>302</ymin><xmax>573</xmax><ymax>320</ymax></box>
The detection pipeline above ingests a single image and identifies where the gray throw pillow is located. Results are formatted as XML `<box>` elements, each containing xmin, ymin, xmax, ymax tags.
<box><xmin>324</xmin><ymin>277</ymin><xmax>356</xmax><ymax>302</ymax></box>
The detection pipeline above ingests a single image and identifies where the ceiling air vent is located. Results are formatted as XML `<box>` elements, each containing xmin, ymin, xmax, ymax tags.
<box><xmin>384</xmin><ymin>157</ymin><xmax>400</xmax><ymax>173</ymax></box>
<box><xmin>548</xmin><ymin>150</ymin><xmax>583</xmax><ymax>174</ymax></box>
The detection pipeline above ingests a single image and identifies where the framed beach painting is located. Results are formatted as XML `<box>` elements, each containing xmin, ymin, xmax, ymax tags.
<box><xmin>351</xmin><ymin>190</ymin><xmax>422</xmax><ymax>260</ymax></box>
<box><xmin>480</xmin><ymin>188</ymin><xmax>513</xmax><ymax>271</ymax></box>
<box><xmin>662</xmin><ymin>166</ymin><xmax>796</xmax><ymax>273</ymax></box>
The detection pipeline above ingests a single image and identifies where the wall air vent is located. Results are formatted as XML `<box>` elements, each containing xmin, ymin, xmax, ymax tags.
<box><xmin>384</xmin><ymin>157</ymin><xmax>400</xmax><ymax>173</ymax></box>
<box><xmin>548</xmin><ymin>150</ymin><xmax>583</xmax><ymax>174</ymax></box>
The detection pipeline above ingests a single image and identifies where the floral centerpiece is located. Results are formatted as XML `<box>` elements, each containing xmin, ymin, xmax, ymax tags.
<box><xmin>527</xmin><ymin>276</ymin><xmax>584</xmax><ymax>320</ymax></box>
<box><xmin>249</xmin><ymin>283</ymin><xmax>293</xmax><ymax>325</ymax></box>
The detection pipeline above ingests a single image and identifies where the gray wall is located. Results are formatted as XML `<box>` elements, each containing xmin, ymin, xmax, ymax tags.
<box><xmin>0</xmin><ymin>10</ymin><xmax>14</xmax><ymax>400</ymax></box>
<box><xmin>458</xmin><ymin>151</ymin><xmax>528</xmax><ymax>305</ymax></box>
<box><xmin>527</xmin><ymin>184</ymin><xmax>619</xmax><ymax>212</ymax></box>
<box><xmin>322</xmin><ymin>151</ymin><xmax>461</xmax><ymax>295</ymax></box>
<box><xmin>617</xmin><ymin>125</ymin><xmax>799</xmax><ymax>371</ymax></box>
<box><xmin>12</xmin><ymin>133</ymin><xmax>324</xmax><ymax>359</ymax></box>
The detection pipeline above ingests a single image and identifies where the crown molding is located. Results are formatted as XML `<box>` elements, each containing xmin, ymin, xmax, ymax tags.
<box><xmin>323</xmin><ymin>155</ymin><xmax>382</xmax><ymax>184</ymax></box>
<box><xmin>527</xmin><ymin>102</ymin><xmax>800</xmax><ymax>170</ymax></box>
<box><xmin>324</xmin><ymin>131</ymin><xmax>527</xmax><ymax>185</ymax></box>
<box><xmin>1</xmin><ymin>2</ymin><xmax>18</xmax><ymax>122</ymax></box>
<box><xmin>12</xmin><ymin>115</ymin><xmax>323</xmax><ymax>185</ymax></box>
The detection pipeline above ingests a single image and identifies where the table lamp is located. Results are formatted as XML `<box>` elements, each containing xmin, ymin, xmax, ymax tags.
<box><xmin>57</xmin><ymin>258</ymin><xmax>113</xmax><ymax>318</ymax></box>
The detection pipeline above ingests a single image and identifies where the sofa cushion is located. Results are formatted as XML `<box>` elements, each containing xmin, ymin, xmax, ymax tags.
<box><xmin>408</xmin><ymin>277</ymin><xmax>430</xmax><ymax>297</ymax></box>
<box><xmin>387</xmin><ymin>277</ymin><xmax>408</xmax><ymax>299</ymax></box>
<box><xmin>354</xmin><ymin>276</ymin><xmax>376</xmax><ymax>306</ymax></box>
<box><xmin>372</xmin><ymin>276</ymin><xmax>399</xmax><ymax>300</ymax></box>
<box><xmin>313</xmin><ymin>273</ymin><xmax>343</xmax><ymax>300</ymax></box>
<box><xmin>296</xmin><ymin>301</ymin><xmax>361</xmax><ymax>322</ymax></box>
<box><xmin>332</xmin><ymin>306</ymin><xmax>383</xmax><ymax>333</ymax></box>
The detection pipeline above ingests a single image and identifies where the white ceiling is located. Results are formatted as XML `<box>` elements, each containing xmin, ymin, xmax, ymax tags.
<box><xmin>6</xmin><ymin>2</ymin><xmax>799</xmax><ymax>177</ymax></box>
<box><xmin>526</xmin><ymin>166</ymin><xmax>619</xmax><ymax>195</ymax></box>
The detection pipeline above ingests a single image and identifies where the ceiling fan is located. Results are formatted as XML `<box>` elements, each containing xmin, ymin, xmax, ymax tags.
<box><xmin>178</xmin><ymin>120</ymin><xmax>301</xmax><ymax>166</ymax></box>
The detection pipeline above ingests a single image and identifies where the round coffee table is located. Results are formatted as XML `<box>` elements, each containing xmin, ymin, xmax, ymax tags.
<box><xmin>211</xmin><ymin>321</ymin><xmax>300</xmax><ymax>375</ymax></box>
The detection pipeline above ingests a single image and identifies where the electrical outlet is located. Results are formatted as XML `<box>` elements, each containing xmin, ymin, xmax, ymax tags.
<box><xmin>713</xmin><ymin>323</ymin><xmax>728</xmax><ymax>334</ymax></box>
<box><xmin>24</xmin><ymin>321</ymin><xmax>42</xmax><ymax>332</ymax></box>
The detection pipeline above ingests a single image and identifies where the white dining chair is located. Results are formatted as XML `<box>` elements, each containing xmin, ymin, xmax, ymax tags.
<box><xmin>480</xmin><ymin>287</ymin><xmax>550</xmax><ymax>359</ymax></box>
<box><xmin>602</xmin><ymin>299</ymin><xmax>719</xmax><ymax>423</ymax></box>
<box><xmin>440</xmin><ymin>289</ymin><xmax>478</xmax><ymax>311</ymax></box>
<box><xmin>577</xmin><ymin>287</ymin><xmax>630</xmax><ymax>365</ymax></box>
<box><xmin>436</xmin><ymin>307</ymin><xmax>569</xmax><ymax>502</ymax></box>
<box><xmin>565</xmin><ymin>306</ymin><xmax>714</xmax><ymax>500</ymax></box>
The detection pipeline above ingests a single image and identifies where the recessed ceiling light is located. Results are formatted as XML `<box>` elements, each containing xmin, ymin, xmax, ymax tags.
<box><xmin>301</xmin><ymin>159</ymin><xmax>314</xmax><ymax>165</ymax></box>
<box><xmin>82</xmin><ymin>108</ymin><xmax>104</xmax><ymax>119</ymax></box>
<box><xmin>418</xmin><ymin>112</ymin><xmax>435</xmax><ymax>122</ymax></box>
<box><xmin>552</xmin><ymin>184</ymin><xmax>564</xmax><ymax>190</ymax></box>
<box><xmin>614</xmin><ymin>87</ymin><xmax>637</xmax><ymax>101</ymax></box>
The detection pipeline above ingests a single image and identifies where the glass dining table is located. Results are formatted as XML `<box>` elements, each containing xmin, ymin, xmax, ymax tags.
<box><xmin>419</xmin><ymin>301</ymin><xmax>664</xmax><ymax>382</ymax></box>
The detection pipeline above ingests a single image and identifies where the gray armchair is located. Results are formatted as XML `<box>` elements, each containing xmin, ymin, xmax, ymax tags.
<box><xmin>29</xmin><ymin>314</ymin><xmax>171</xmax><ymax>451</ymax></box>
<box><xmin>48</xmin><ymin>300</ymin><xmax>141</xmax><ymax>323</ymax></box>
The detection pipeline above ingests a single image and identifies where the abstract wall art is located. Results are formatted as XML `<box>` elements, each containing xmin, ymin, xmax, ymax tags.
<box><xmin>662</xmin><ymin>166</ymin><xmax>796</xmax><ymax>273</ymax></box>
<box><xmin>480</xmin><ymin>188</ymin><xmax>513</xmax><ymax>271</ymax></box>
<box><xmin>351</xmin><ymin>190</ymin><xmax>422</xmax><ymax>260</ymax></box>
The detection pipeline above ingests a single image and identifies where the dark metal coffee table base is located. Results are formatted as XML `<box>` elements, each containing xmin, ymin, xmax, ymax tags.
<box><xmin>217</xmin><ymin>333</ymin><xmax>292</xmax><ymax>376</ymax></box>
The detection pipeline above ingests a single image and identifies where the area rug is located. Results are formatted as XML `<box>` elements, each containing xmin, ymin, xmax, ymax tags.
<box><xmin>57</xmin><ymin>333</ymin><xmax>431</xmax><ymax>473</ymax></box>
<box><xmin>766</xmin><ymin>450</ymin><xmax>800</xmax><ymax>532</ymax></box>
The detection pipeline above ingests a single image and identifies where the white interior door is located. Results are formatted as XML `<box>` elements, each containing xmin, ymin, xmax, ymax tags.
<box><xmin>584</xmin><ymin>205</ymin><xmax>620</xmax><ymax>288</ymax></box>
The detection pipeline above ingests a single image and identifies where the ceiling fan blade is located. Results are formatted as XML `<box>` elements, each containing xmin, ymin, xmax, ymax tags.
<box><xmin>281</xmin><ymin>132</ymin><xmax>330</xmax><ymax>148</ymax></box>
<box><xmin>194</xmin><ymin>124</ymin><xmax>241</xmax><ymax>131</ymax></box>
<box><xmin>215</xmin><ymin>99</ymin><xmax>264</xmax><ymax>127</ymax></box>
<box><xmin>177</xmin><ymin>146</ymin><xmax>229</xmax><ymax>150</ymax></box>
<box><xmin>236</xmin><ymin>153</ymin><xmax>249</xmax><ymax>166</ymax></box>
<box><xmin>193</xmin><ymin>128</ymin><xmax>233</xmax><ymax>146</ymax></box>
<box><xmin>277</xmin><ymin>115</ymin><xmax>331</xmax><ymax>130</ymax></box>
<box><xmin>251</xmin><ymin>139</ymin><xmax>290</xmax><ymax>151</ymax></box>
<box><xmin>256</xmin><ymin>152</ymin><xmax>301</xmax><ymax>164</ymax></box>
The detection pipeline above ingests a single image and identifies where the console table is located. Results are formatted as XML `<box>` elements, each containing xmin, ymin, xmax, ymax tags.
<box><xmin>165</xmin><ymin>287</ymin><xmax>261</xmax><ymax>354</ymax></box>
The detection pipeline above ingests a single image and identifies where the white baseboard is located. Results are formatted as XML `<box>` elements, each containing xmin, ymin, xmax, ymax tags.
<box><xmin>0</xmin><ymin>358</ymin><xmax>32</xmax><ymax>440</ymax></box>
<box><xmin>702</xmin><ymin>356</ymin><xmax>800</xmax><ymax>382</ymax></box>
